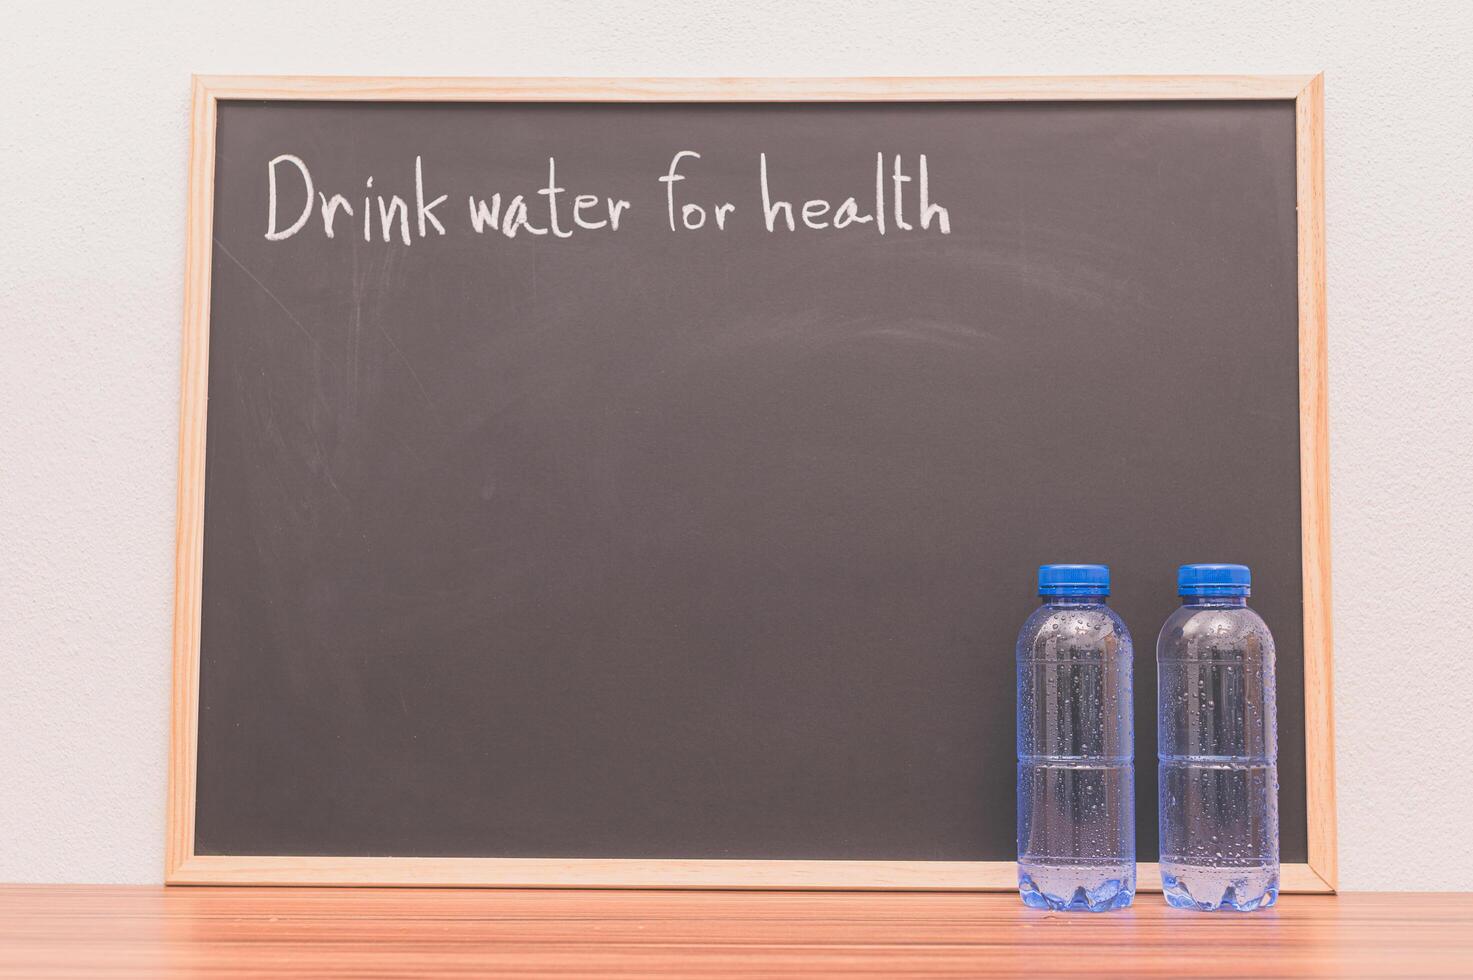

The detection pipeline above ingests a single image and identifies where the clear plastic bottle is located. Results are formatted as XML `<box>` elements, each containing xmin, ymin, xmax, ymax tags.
<box><xmin>1016</xmin><ymin>564</ymin><xmax>1135</xmax><ymax>911</ymax></box>
<box><xmin>1157</xmin><ymin>563</ymin><xmax>1279</xmax><ymax>911</ymax></box>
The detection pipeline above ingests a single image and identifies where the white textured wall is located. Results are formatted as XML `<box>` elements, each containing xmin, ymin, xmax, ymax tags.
<box><xmin>2</xmin><ymin>0</ymin><xmax>1470</xmax><ymax>889</ymax></box>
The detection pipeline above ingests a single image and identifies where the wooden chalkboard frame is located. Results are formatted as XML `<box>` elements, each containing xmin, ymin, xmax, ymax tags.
<box><xmin>167</xmin><ymin>74</ymin><xmax>1335</xmax><ymax>891</ymax></box>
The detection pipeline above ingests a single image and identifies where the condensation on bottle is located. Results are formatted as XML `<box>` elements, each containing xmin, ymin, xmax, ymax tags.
<box><xmin>1016</xmin><ymin>564</ymin><xmax>1135</xmax><ymax>911</ymax></box>
<box><xmin>1156</xmin><ymin>563</ymin><xmax>1279</xmax><ymax>911</ymax></box>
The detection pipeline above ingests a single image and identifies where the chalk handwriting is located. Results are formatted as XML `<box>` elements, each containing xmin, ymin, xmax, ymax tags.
<box><xmin>263</xmin><ymin>152</ymin><xmax>952</xmax><ymax>243</ymax></box>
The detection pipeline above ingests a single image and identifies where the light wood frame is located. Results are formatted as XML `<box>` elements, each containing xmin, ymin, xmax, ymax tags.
<box><xmin>169</xmin><ymin>74</ymin><xmax>1334</xmax><ymax>891</ymax></box>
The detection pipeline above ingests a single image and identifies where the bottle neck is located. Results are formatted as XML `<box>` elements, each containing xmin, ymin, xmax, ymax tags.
<box><xmin>1041</xmin><ymin>593</ymin><xmax>1108</xmax><ymax>607</ymax></box>
<box><xmin>1180</xmin><ymin>594</ymin><xmax>1248</xmax><ymax>608</ymax></box>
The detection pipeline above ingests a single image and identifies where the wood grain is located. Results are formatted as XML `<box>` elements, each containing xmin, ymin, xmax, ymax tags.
<box><xmin>1</xmin><ymin>887</ymin><xmax>1466</xmax><ymax>978</ymax></box>
<box><xmin>166</xmin><ymin>856</ymin><xmax>1332</xmax><ymax>893</ymax></box>
<box><xmin>166</xmin><ymin>75</ymin><xmax>214</xmax><ymax>883</ymax></box>
<box><xmin>170</xmin><ymin>76</ymin><xmax>1336</xmax><ymax>889</ymax></box>
<box><xmin>195</xmin><ymin>74</ymin><xmax>1315</xmax><ymax>102</ymax></box>
<box><xmin>1295</xmin><ymin>73</ymin><xmax>1338</xmax><ymax>891</ymax></box>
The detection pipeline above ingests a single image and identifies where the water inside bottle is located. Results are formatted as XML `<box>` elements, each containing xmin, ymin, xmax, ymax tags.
<box><xmin>1016</xmin><ymin>586</ymin><xmax>1135</xmax><ymax>912</ymax></box>
<box><xmin>1156</xmin><ymin>585</ymin><xmax>1279</xmax><ymax>912</ymax></box>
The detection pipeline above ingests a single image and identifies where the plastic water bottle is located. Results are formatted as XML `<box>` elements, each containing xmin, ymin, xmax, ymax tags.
<box><xmin>1016</xmin><ymin>564</ymin><xmax>1135</xmax><ymax>911</ymax></box>
<box><xmin>1157</xmin><ymin>563</ymin><xmax>1279</xmax><ymax>911</ymax></box>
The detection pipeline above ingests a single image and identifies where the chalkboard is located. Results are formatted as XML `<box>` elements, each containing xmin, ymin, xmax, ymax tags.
<box><xmin>169</xmin><ymin>77</ymin><xmax>1334</xmax><ymax>889</ymax></box>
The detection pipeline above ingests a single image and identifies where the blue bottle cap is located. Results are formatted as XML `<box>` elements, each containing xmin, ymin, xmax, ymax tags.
<box><xmin>1178</xmin><ymin>563</ymin><xmax>1251</xmax><ymax>597</ymax></box>
<box><xmin>1037</xmin><ymin>564</ymin><xmax>1110</xmax><ymax>597</ymax></box>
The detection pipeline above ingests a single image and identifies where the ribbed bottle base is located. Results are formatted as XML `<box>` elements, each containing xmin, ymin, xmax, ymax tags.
<box><xmin>1160</xmin><ymin>863</ymin><xmax>1279</xmax><ymax>911</ymax></box>
<box><xmin>1018</xmin><ymin>862</ymin><xmax>1135</xmax><ymax>912</ymax></box>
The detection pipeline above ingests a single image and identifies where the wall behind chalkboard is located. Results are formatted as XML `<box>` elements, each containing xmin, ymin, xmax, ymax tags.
<box><xmin>167</xmin><ymin>76</ymin><xmax>1334</xmax><ymax>890</ymax></box>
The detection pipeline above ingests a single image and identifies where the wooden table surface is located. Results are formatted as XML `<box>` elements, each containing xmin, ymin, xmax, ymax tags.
<box><xmin>1</xmin><ymin>887</ymin><xmax>1469</xmax><ymax>978</ymax></box>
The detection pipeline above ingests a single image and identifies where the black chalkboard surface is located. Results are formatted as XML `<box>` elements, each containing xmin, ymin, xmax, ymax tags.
<box><xmin>173</xmin><ymin>79</ymin><xmax>1330</xmax><ymax>889</ymax></box>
